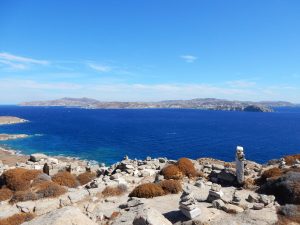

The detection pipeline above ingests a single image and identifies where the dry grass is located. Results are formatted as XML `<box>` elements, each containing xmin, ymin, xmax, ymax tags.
<box><xmin>2</xmin><ymin>168</ymin><xmax>42</xmax><ymax>191</ymax></box>
<box><xmin>284</xmin><ymin>154</ymin><xmax>300</xmax><ymax>165</ymax></box>
<box><xmin>32</xmin><ymin>181</ymin><xmax>67</xmax><ymax>199</ymax></box>
<box><xmin>159</xmin><ymin>180</ymin><xmax>182</xmax><ymax>194</ymax></box>
<box><xmin>243</xmin><ymin>178</ymin><xmax>256</xmax><ymax>189</ymax></box>
<box><xmin>102</xmin><ymin>184</ymin><xmax>127</xmax><ymax>197</ymax></box>
<box><xmin>0</xmin><ymin>187</ymin><xmax>13</xmax><ymax>201</ymax></box>
<box><xmin>0</xmin><ymin>213</ymin><xmax>34</xmax><ymax>225</ymax></box>
<box><xmin>77</xmin><ymin>172</ymin><xmax>96</xmax><ymax>185</ymax></box>
<box><xmin>129</xmin><ymin>183</ymin><xmax>165</xmax><ymax>198</ymax></box>
<box><xmin>52</xmin><ymin>171</ymin><xmax>79</xmax><ymax>188</ymax></box>
<box><xmin>261</xmin><ymin>167</ymin><xmax>283</xmax><ymax>181</ymax></box>
<box><xmin>161</xmin><ymin>165</ymin><xmax>183</xmax><ymax>180</ymax></box>
<box><xmin>177</xmin><ymin>158</ymin><xmax>197</xmax><ymax>178</ymax></box>
<box><xmin>110</xmin><ymin>211</ymin><xmax>120</xmax><ymax>220</ymax></box>
<box><xmin>10</xmin><ymin>190</ymin><xmax>37</xmax><ymax>203</ymax></box>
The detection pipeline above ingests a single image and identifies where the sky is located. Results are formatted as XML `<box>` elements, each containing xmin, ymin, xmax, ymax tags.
<box><xmin>0</xmin><ymin>0</ymin><xmax>300</xmax><ymax>104</ymax></box>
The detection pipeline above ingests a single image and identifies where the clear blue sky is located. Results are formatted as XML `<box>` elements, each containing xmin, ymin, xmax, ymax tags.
<box><xmin>0</xmin><ymin>0</ymin><xmax>300</xmax><ymax>103</ymax></box>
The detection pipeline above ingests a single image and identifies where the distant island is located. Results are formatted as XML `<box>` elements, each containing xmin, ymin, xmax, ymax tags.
<box><xmin>19</xmin><ymin>97</ymin><xmax>297</xmax><ymax>112</ymax></box>
<box><xmin>0</xmin><ymin>116</ymin><xmax>28</xmax><ymax>125</ymax></box>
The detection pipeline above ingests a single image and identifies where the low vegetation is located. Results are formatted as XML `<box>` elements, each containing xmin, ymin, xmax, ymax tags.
<box><xmin>52</xmin><ymin>171</ymin><xmax>79</xmax><ymax>188</ymax></box>
<box><xmin>102</xmin><ymin>184</ymin><xmax>127</xmax><ymax>197</ymax></box>
<box><xmin>33</xmin><ymin>181</ymin><xmax>67</xmax><ymax>199</ymax></box>
<box><xmin>0</xmin><ymin>213</ymin><xmax>34</xmax><ymax>225</ymax></box>
<box><xmin>159</xmin><ymin>179</ymin><xmax>182</xmax><ymax>194</ymax></box>
<box><xmin>260</xmin><ymin>167</ymin><xmax>283</xmax><ymax>183</ymax></box>
<box><xmin>129</xmin><ymin>183</ymin><xmax>165</xmax><ymax>198</ymax></box>
<box><xmin>1</xmin><ymin>168</ymin><xmax>42</xmax><ymax>191</ymax></box>
<box><xmin>10</xmin><ymin>190</ymin><xmax>37</xmax><ymax>203</ymax></box>
<box><xmin>77</xmin><ymin>172</ymin><xmax>96</xmax><ymax>185</ymax></box>
<box><xmin>0</xmin><ymin>187</ymin><xmax>13</xmax><ymax>201</ymax></box>
<box><xmin>284</xmin><ymin>154</ymin><xmax>300</xmax><ymax>165</ymax></box>
<box><xmin>177</xmin><ymin>158</ymin><xmax>197</xmax><ymax>178</ymax></box>
<box><xmin>161</xmin><ymin>164</ymin><xmax>183</xmax><ymax>180</ymax></box>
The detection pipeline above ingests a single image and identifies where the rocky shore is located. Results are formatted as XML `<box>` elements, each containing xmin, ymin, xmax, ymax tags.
<box><xmin>0</xmin><ymin>117</ymin><xmax>28</xmax><ymax>125</ymax></box>
<box><xmin>0</xmin><ymin>147</ymin><xmax>299</xmax><ymax>225</ymax></box>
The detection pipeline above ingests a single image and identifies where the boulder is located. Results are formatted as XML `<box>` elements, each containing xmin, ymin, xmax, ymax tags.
<box><xmin>30</xmin><ymin>153</ymin><xmax>48</xmax><ymax>162</ymax></box>
<box><xmin>212</xmin><ymin>199</ymin><xmax>225</xmax><ymax>209</ymax></box>
<box><xmin>253</xmin><ymin>203</ymin><xmax>264</xmax><ymax>210</ymax></box>
<box><xmin>22</xmin><ymin>206</ymin><xmax>97</xmax><ymax>225</ymax></box>
<box><xmin>258</xmin><ymin>170</ymin><xmax>300</xmax><ymax>204</ymax></box>
<box><xmin>133</xmin><ymin>207</ymin><xmax>172</xmax><ymax>225</ymax></box>
<box><xmin>222</xmin><ymin>203</ymin><xmax>244</xmax><ymax>214</ymax></box>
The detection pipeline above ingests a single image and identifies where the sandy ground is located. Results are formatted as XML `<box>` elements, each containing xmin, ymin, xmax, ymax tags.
<box><xmin>0</xmin><ymin>148</ymin><xmax>28</xmax><ymax>166</ymax></box>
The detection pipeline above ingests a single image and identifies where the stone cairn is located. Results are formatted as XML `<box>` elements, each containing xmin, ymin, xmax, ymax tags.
<box><xmin>43</xmin><ymin>163</ymin><xmax>50</xmax><ymax>175</ymax></box>
<box><xmin>235</xmin><ymin>146</ymin><xmax>245</xmax><ymax>185</ymax></box>
<box><xmin>279</xmin><ymin>158</ymin><xmax>286</xmax><ymax>169</ymax></box>
<box><xmin>179</xmin><ymin>187</ymin><xmax>201</xmax><ymax>219</ymax></box>
<box><xmin>207</xmin><ymin>183</ymin><xmax>223</xmax><ymax>202</ymax></box>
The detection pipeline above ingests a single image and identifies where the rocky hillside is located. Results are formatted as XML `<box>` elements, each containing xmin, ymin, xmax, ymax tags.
<box><xmin>0</xmin><ymin>150</ymin><xmax>300</xmax><ymax>225</ymax></box>
<box><xmin>19</xmin><ymin>97</ymin><xmax>280</xmax><ymax>112</ymax></box>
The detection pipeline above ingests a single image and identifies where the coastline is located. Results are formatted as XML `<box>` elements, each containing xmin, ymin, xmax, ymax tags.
<box><xmin>0</xmin><ymin>116</ymin><xmax>29</xmax><ymax>125</ymax></box>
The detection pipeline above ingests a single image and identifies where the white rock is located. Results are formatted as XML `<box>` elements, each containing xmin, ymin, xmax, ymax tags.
<box><xmin>30</xmin><ymin>153</ymin><xmax>48</xmax><ymax>162</ymax></box>
<box><xmin>180</xmin><ymin>206</ymin><xmax>201</xmax><ymax>219</ymax></box>
<box><xmin>0</xmin><ymin>204</ymin><xmax>19</xmax><ymax>219</ymax></box>
<box><xmin>34</xmin><ymin>198</ymin><xmax>60</xmax><ymax>216</ymax></box>
<box><xmin>68</xmin><ymin>189</ymin><xmax>89</xmax><ymax>203</ymax></box>
<box><xmin>223</xmin><ymin>203</ymin><xmax>244</xmax><ymax>214</ymax></box>
<box><xmin>23</xmin><ymin>206</ymin><xmax>97</xmax><ymax>225</ymax></box>
<box><xmin>16</xmin><ymin>201</ymin><xmax>36</xmax><ymax>213</ymax></box>
<box><xmin>141</xmin><ymin>169</ymin><xmax>156</xmax><ymax>177</ymax></box>
<box><xmin>133</xmin><ymin>207</ymin><xmax>172</xmax><ymax>225</ymax></box>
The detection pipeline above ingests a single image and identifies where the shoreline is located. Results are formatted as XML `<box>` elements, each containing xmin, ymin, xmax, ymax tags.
<box><xmin>0</xmin><ymin>116</ymin><xmax>29</xmax><ymax>125</ymax></box>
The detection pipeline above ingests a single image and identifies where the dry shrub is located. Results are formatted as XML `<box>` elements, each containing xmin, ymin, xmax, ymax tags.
<box><xmin>0</xmin><ymin>187</ymin><xmax>13</xmax><ymax>201</ymax></box>
<box><xmin>177</xmin><ymin>158</ymin><xmax>197</xmax><ymax>178</ymax></box>
<box><xmin>110</xmin><ymin>211</ymin><xmax>120</xmax><ymax>220</ymax></box>
<box><xmin>10</xmin><ymin>190</ymin><xmax>37</xmax><ymax>203</ymax></box>
<box><xmin>2</xmin><ymin>168</ymin><xmax>42</xmax><ymax>191</ymax></box>
<box><xmin>77</xmin><ymin>172</ymin><xmax>96</xmax><ymax>185</ymax></box>
<box><xmin>284</xmin><ymin>154</ymin><xmax>300</xmax><ymax>165</ymax></box>
<box><xmin>102</xmin><ymin>184</ymin><xmax>127</xmax><ymax>197</ymax></box>
<box><xmin>161</xmin><ymin>165</ymin><xmax>183</xmax><ymax>180</ymax></box>
<box><xmin>52</xmin><ymin>171</ymin><xmax>79</xmax><ymax>188</ymax></box>
<box><xmin>261</xmin><ymin>167</ymin><xmax>283</xmax><ymax>181</ymax></box>
<box><xmin>129</xmin><ymin>183</ymin><xmax>165</xmax><ymax>198</ymax></box>
<box><xmin>243</xmin><ymin>178</ymin><xmax>256</xmax><ymax>189</ymax></box>
<box><xmin>159</xmin><ymin>180</ymin><xmax>182</xmax><ymax>194</ymax></box>
<box><xmin>0</xmin><ymin>213</ymin><xmax>34</xmax><ymax>225</ymax></box>
<box><xmin>32</xmin><ymin>181</ymin><xmax>66</xmax><ymax>199</ymax></box>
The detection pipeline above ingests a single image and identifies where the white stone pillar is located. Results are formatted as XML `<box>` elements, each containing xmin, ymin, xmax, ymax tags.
<box><xmin>235</xmin><ymin>146</ymin><xmax>245</xmax><ymax>185</ymax></box>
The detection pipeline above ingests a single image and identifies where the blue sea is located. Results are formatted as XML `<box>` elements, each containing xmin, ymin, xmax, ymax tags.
<box><xmin>0</xmin><ymin>106</ymin><xmax>299</xmax><ymax>165</ymax></box>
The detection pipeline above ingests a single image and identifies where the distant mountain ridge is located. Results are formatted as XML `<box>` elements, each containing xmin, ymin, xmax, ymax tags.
<box><xmin>18</xmin><ymin>97</ymin><xmax>296</xmax><ymax>112</ymax></box>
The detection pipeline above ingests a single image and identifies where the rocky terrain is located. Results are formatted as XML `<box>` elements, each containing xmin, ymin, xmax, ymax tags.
<box><xmin>19</xmin><ymin>97</ymin><xmax>281</xmax><ymax>112</ymax></box>
<box><xmin>0</xmin><ymin>117</ymin><xmax>28</xmax><ymax>125</ymax></box>
<box><xmin>0</xmin><ymin>148</ymin><xmax>299</xmax><ymax>225</ymax></box>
